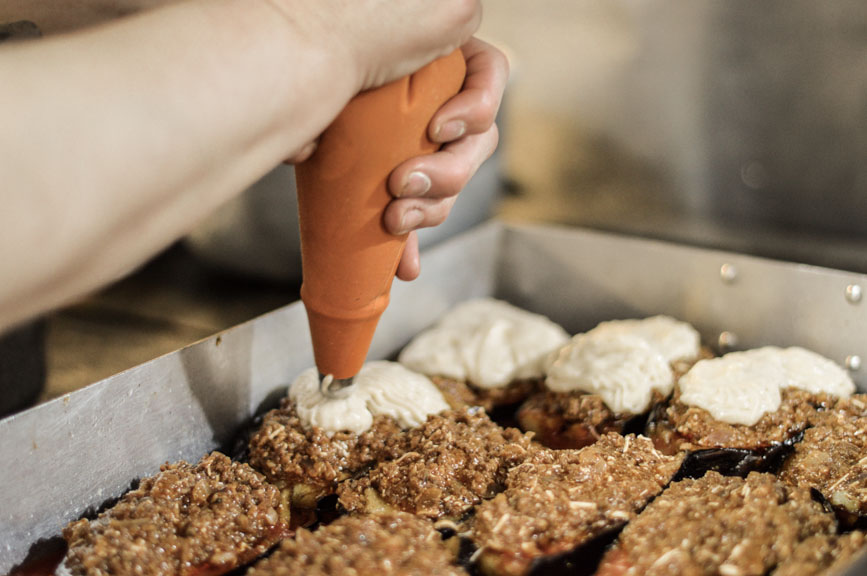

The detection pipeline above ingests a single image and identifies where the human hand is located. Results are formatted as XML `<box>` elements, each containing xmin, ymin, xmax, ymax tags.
<box><xmin>280</xmin><ymin>0</ymin><xmax>482</xmax><ymax>164</ymax></box>
<box><xmin>273</xmin><ymin>0</ymin><xmax>481</xmax><ymax>93</ymax></box>
<box><xmin>383</xmin><ymin>37</ymin><xmax>509</xmax><ymax>281</ymax></box>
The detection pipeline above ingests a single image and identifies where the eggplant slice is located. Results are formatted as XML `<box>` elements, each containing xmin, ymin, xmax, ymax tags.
<box><xmin>468</xmin><ymin>433</ymin><xmax>683</xmax><ymax>576</ymax></box>
<box><xmin>596</xmin><ymin>472</ymin><xmax>838</xmax><ymax>576</ymax></box>
<box><xmin>516</xmin><ymin>391</ymin><xmax>660</xmax><ymax>450</ymax></box>
<box><xmin>672</xmin><ymin>431</ymin><xmax>803</xmax><ymax>481</ymax></box>
<box><xmin>431</xmin><ymin>375</ymin><xmax>542</xmax><ymax>414</ymax></box>
<box><xmin>779</xmin><ymin>404</ymin><xmax>867</xmax><ymax>528</ymax></box>
<box><xmin>247</xmin><ymin>398</ymin><xmax>404</xmax><ymax>514</ymax></box>
<box><xmin>245</xmin><ymin>511</ymin><xmax>466</xmax><ymax>576</ymax></box>
<box><xmin>647</xmin><ymin>388</ymin><xmax>826</xmax><ymax>477</ymax></box>
<box><xmin>337</xmin><ymin>408</ymin><xmax>535</xmax><ymax>520</ymax></box>
<box><xmin>61</xmin><ymin>452</ymin><xmax>290</xmax><ymax>576</ymax></box>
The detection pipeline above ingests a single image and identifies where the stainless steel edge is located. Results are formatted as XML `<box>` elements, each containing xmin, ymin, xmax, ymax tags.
<box><xmin>0</xmin><ymin>301</ymin><xmax>307</xmax><ymax>568</ymax></box>
<box><xmin>0</xmin><ymin>221</ymin><xmax>502</xmax><ymax>572</ymax></box>
<box><xmin>3</xmin><ymin>219</ymin><xmax>867</xmax><ymax>573</ymax></box>
<box><xmin>498</xmin><ymin>223</ymin><xmax>867</xmax><ymax>392</ymax></box>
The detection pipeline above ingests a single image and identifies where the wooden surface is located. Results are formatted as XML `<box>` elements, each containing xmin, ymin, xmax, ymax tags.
<box><xmin>41</xmin><ymin>244</ymin><xmax>295</xmax><ymax>402</ymax></box>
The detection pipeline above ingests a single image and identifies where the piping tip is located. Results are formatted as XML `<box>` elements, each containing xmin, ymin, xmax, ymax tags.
<box><xmin>319</xmin><ymin>373</ymin><xmax>355</xmax><ymax>398</ymax></box>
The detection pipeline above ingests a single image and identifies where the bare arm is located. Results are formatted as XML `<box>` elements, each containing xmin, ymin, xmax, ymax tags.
<box><xmin>0</xmin><ymin>0</ymin><xmax>480</xmax><ymax>332</ymax></box>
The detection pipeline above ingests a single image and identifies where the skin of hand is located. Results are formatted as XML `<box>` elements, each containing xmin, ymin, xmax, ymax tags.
<box><xmin>286</xmin><ymin>37</ymin><xmax>508</xmax><ymax>282</ymax></box>
<box><xmin>0</xmin><ymin>0</ymin><xmax>482</xmax><ymax>334</ymax></box>
<box><xmin>388</xmin><ymin>37</ymin><xmax>508</xmax><ymax>281</ymax></box>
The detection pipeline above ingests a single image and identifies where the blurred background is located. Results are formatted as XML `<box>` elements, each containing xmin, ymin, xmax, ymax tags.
<box><xmin>1</xmin><ymin>0</ymin><xmax>866</xmax><ymax>415</ymax></box>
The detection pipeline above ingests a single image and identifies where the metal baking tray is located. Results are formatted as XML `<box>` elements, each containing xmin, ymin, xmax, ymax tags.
<box><xmin>3</xmin><ymin>221</ymin><xmax>867</xmax><ymax>573</ymax></box>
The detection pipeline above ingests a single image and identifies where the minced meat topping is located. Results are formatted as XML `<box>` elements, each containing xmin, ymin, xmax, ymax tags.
<box><xmin>519</xmin><ymin>390</ymin><xmax>635</xmax><ymax>427</ymax></box>
<box><xmin>772</xmin><ymin>531</ymin><xmax>867</xmax><ymax>576</ymax></box>
<box><xmin>432</xmin><ymin>375</ymin><xmax>540</xmax><ymax>412</ymax></box>
<box><xmin>470</xmin><ymin>433</ymin><xmax>683</xmax><ymax>576</ymax></box>
<box><xmin>810</xmin><ymin>394</ymin><xmax>867</xmax><ymax>425</ymax></box>
<box><xmin>779</xmin><ymin>409</ymin><xmax>867</xmax><ymax>518</ymax></box>
<box><xmin>62</xmin><ymin>452</ymin><xmax>288</xmax><ymax>576</ymax></box>
<box><xmin>649</xmin><ymin>388</ymin><xmax>821</xmax><ymax>453</ymax></box>
<box><xmin>338</xmin><ymin>408</ymin><xmax>534</xmax><ymax>519</ymax></box>
<box><xmin>247</xmin><ymin>399</ymin><xmax>404</xmax><ymax>502</ymax></box>
<box><xmin>516</xmin><ymin>391</ymin><xmax>663</xmax><ymax>449</ymax></box>
<box><xmin>596</xmin><ymin>471</ymin><xmax>837</xmax><ymax>576</ymax></box>
<box><xmin>246</xmin><ymin>511</ymin><xmax>466</xmax><ymax>576</ymax></box>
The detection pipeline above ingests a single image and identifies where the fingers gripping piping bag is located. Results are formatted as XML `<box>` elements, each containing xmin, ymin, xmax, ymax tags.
<box><xmin>295</xmin><ymin>50</ymin><xmax>467</xmax><ymax>395</ymax></box>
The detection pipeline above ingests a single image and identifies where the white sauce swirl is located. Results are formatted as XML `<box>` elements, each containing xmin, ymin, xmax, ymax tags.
<box><xmin>590</xmin><ymin>315</ymin><xmax>701</xmax><ymax>363</ymax></box>
<box><xmin>398</xmin><ymin>298</ymin><xmax>570</xmax><ymax>389</ymax></box>
<box><xmin>774</xmin><ymin>346</ymin><xmax>856</xmax><ymax>397</ymax></box>
<box><xmin>678</xmin><ymin>346</ymin><xmax>855</xmax><ymax>426</ymax></box>
<box><xmin>545</xmin><ymin>330</ymin><xmax>674</xmax><ymax>415</ymax></box>
<box><xmin>289</xmin><ymin>361</ymin><xmax>449</xmax><ymax>435</ymax></box>
<box><xmin>678</xmin><ymin>349</ymin><xmax>784</xmax><ymax>426</ymax></box>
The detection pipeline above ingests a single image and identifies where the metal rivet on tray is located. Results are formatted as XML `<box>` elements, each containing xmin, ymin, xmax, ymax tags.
<box><xmin>846</xmin><ymin>355</ymin><xmax>862</xmax><ymax>371</ymax></box>
<box><xmin>718</xmin><ymin>331</ymin><xmax>738</xmax><ymax>351</ymax></box>
<box><xmin>720</xmin><ymin>263</ymin><xmax>738</xmax><ymax>284</ymax></box>
<box><xmin>845</xmin><ymin>284</ymin><xmax>862</xmax><ymax>304</ymax></box>
<box><xmin>741</xmin><ymin>161</ymin><xmax>769</xmax><ymax>190</ymax></box>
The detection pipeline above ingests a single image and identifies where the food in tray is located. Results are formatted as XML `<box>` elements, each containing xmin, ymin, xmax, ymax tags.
<box><xmin>677</xmin><ymin>346</ymin><xmax>855</xmax><ymax>428</ymax></box>
<box><xmin>595</xmin><ymin>471</ymin><xmax>839</xmax><ymax>576</ymax></box>
<box><xmin>398</xmin><ymin>298</ymin><xmax>570</xmax><ymax>411</ymax></box>
<box><xmin>41</xmin><ymin>300</ymin><xmax>867</xmax><ymax>576</ymax></box>
<box><xmin>517</xmin><ymin>315</ymin><xmax>706</xmax><ymax>449</ymax></box>
<box><xmin>468</xmin><ymin>433</ymin><xmax>684</xmax><ymax>576</ymax></box>
<box><xmin>61</xmin><ymin>452</ymin><xmax>289</xmax><ymax>576</ymax></box>
<box><xmin>247</xmin><ymin>361</ymin><xmax>449</xmax><ymax>512</ymax></box>
<box><xmin>245</xmin><ymin>511</ymin><xmax>466</xmax><ymax>576</ymax></box>
<box><xmin>648</xmin><ymin>346</ymin><xmax>856</xmax><ymax>475</ymax></box>
<box><xmin>337</xmin><ymin>407</ymin><xmax>535</xmax><ymax>520</ymax></box>
<box><xmin>779</xmin><ymin>395</ymin><xmax>867</xmax><ymax>526</ymax></box>
<box><xmin>772</xmin><ymin>531</ymin><xmax>867</xmax><ymax>576</ymax></box>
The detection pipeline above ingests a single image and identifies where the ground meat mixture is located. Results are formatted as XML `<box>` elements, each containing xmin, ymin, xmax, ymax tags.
<box><xmin>648</xmin><ymin>388</ymin><xmax>821</xmax><ymax>454</ymax></box>
<box><xmin>338</xmin><ymin>408</ymin><xmax>534</xmax><ymax>519</ymax></box>
<box><xmin>596</xmin><ymin>471</ymin><xmax>837</xmax><ymax>576</ymax></box>
<box><xmin>809</xmin><ymin>394</ymin><xmax>867</xmax><ymax>425</ymax></box>
<box><xmin>431</xmin><ymin>376</ymin><xmax>540</xmax><ymax>412</ymax></box>
<box><xmin>62</xmin><ymin>452</ymin><xmax>288</xmax><ymax>576</ymax></box>
<box><xmin>247</xmin><ymin>399</ymin><xmax>404</xmax><ymax>508</ymax></box>
<box><xmin>771</xmin><ymin>531</ymin><xmax>867</xmax><ymax>576</ymax></box>
<box><xmin>779</xmin><ymin>409</ymin><xmax>867</xmax><ymax>522</ymax></box>
<box><xmin>246</xmin><ymin>511</ymin><xmax>466</xmax><ymax>576</ymax></box>
<box><xmin>470</xmin><ymin>433</ymin><xmax>684</xmax><ymax>576</ymax></box>
<box><xmin>514</xmin><ymin>347</ymin><xmax>712</xmax><ymax>451</ymax></box>
<box><xmin>516</xmin><ymin>391</ymin><xmax>665</xmax><ymax>450</ymax></box>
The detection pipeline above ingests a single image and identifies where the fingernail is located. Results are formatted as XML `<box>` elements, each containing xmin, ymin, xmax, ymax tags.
<box><xmin>398</xmin><ymin>209</ymin><xmax>424</xmax><ymax>235</ymax></box>
<box><xmin>284</xmin><ymin>140</ymin><xmax>318</xmax><ymax>164</ymax></box>
<box><xmin>297</xmin><ymin>140</ymin><xmax>318</xmax><ymax>161</ymax></box>
<box><xmin>435</xmin><ymin>120</ymin><xmax>466</xmax><ymax>142</ymax></box>
<box><xmin>401</xmin><ymin>171</ymin><xmax>431</xmax><ymax>197</ymax></box>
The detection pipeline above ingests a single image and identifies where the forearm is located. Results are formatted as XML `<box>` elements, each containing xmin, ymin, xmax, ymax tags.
<box><xmin>0</xmin><ymin>0</ymin><xmax>355</xmax><ymax>331</ymax></box>
<box><xmin>0</xmin><ymin>0</ymin><xmax>175</xmax><ymax>35</ymax></box>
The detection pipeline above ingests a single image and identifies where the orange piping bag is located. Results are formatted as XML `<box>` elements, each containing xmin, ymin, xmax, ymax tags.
<box><xmin>295</xmin><ymin>49</ymin><xmax>467</xmax><ymax>389</ymax></box>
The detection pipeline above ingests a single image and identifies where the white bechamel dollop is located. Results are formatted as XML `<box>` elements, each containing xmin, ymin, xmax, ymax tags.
<box><xmin>678</xmin><ymin>346</ymin><xmax>854</xmax><ymax>426</ymax></box>
<box><xmin>678</xmin><ymin>349</ymin><xmax>784</xmax><ymax>426</ymax></box>
<box><xmin>545</xmin><ymin>331</ymin><xmax>674</xmax><ymax>415</ymax></box>
<box><xmin>289</xmin><ymin>361</ymin><xmax>449</xmax><ymax>435</ymax></box>
<box><xmin>398</xmin><ymin>298</ymin><xmax>570</xmax><ymax>389</ymax></box>
<box><xmin>774</xmin><ymin>346</ymin><xmax>856</xmax><ymax>397</ymax></box>
<box><xmin>589</xmin><ymin>315</ymin><xmax>701</xmax><ymax>363</ymax></box>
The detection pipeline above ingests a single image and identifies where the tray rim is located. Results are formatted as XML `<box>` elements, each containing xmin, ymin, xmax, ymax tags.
<box><xmin>3</xmin><ymin>219</ymin><xmax>867</xmax><ymax>574</ymax></box>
